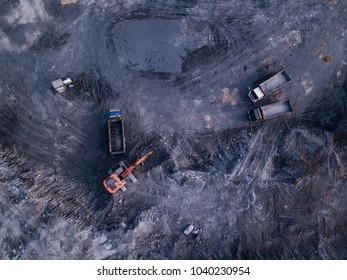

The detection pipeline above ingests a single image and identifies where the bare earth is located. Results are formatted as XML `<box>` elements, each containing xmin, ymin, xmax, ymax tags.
<box><xmin>0</xmin><ymin>0</ymin><xmax>346</xmax><ymax>259</ymax></box>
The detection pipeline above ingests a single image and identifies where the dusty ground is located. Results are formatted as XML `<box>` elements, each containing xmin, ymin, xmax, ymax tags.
<box><xmin>0</xmin><ymin>0</ymin><xmax>346</xmax><ymax>259</ymax></box>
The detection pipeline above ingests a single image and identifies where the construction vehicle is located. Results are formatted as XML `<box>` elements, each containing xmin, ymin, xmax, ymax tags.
<box><xmin>103</xmin><ymin>150</ymin><xmax>153</xmax><ymax>194</ymax></box>
<box><xmin>248</xmin><ymin>100</ymin><xmax>293</xmax><ymax>122</ymax></box>
<box><xmin>51</xmin><ymin>78</ymin><xmax>73</xmax><ymax>93</ymax></box>
<box><xmin>248</xmin><ymin>70</ymin><xmax>291</xmax><ymax>102</ymax></box>
<box><xmin>108</xmin><ymin>109</ymin><xmax>126</xmax><ymax>155</ymax></box>
<box><xmin>183</xmin><ymin>224</ymin><xmax>200</xmax><ymax>235</ymax></box>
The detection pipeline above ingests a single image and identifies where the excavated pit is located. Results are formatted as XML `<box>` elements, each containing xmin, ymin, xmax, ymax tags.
<box><xmin>108</xmin><ymin>18</ymin><xmax>219</xmax><ymax>73</ymax></box>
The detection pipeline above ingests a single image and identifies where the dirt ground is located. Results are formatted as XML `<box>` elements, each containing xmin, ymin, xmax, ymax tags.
<box><xmin>0</xmin><ymin>0</ymin><xmax>346</xmax><ymax>259</ymax></box>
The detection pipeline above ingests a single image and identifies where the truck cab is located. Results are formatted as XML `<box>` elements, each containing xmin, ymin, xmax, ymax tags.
<box><xmin>248</xmin><ymin>107</ymin><xmax>262</xmax><ymax>122</ymax></box>
<box><xmin>248</xmin><ymin>87</ymin><xmax>265</xmax><ymax>102</ymax></box>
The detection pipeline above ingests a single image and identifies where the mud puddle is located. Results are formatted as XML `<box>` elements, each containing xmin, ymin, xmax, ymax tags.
<box><xmin>109</xmin><ymin>18</ymin><xmax>214</xmax><ymax>73</ymax></box>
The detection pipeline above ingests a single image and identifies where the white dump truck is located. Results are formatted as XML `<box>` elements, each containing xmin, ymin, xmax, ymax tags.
<box><xmin>248</xmin><ymin>70</ymin><xmax>291</xmax><ymax>102</ymax></box>
<box><xmin>248</xmin><ymin>100</ymin><xmax>293</xmax><ymax>122</ymax></box>
<box><xmin>51</xmin><ymin>78</ymin><xmax>73</xmax><ymax>93</ymax></box>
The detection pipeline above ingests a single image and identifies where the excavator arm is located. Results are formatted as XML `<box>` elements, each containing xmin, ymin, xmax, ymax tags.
<box><xmin>120</xmin><ymin>150</ymin><xmax>153</xmax><ymax>179</ymax></box>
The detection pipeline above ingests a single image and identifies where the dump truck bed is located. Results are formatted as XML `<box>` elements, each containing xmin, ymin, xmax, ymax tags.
<box><xmin>259</xmin><ymin>70</ymin><xmax>291</xmax><ymax>94</ymax></box>
<box><xmin>108</xmin><ymin>110</ymin><xmax>125</xmax><ymax>154</ymax></box>
<box><xmin>260</xmin><ymin>100</ymin><xmax>293</xmax><ymax>118</ymax></box>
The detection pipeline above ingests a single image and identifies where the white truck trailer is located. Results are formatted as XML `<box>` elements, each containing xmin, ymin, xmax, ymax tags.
<box><xmin>248</xmin><ymin>70</ymin><xmax>291</xmax><ymax>102</ymax></box>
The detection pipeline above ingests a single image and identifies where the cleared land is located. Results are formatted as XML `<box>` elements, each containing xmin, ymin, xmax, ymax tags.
<box><xmin>0</xmin><ymin>0</ymin><xmax>346</xmax><ymax>259</ymax></box>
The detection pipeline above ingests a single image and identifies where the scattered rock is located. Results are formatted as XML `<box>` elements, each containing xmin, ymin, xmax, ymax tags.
<box><xmin>320</xmin><ymin>54</ymin><xmax>332</xmax><ymax>65</ymax></box>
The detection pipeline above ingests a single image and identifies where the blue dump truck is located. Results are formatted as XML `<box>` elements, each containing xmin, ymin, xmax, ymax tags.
<box><xmin>248</xmin><ymin>70</ymin><xmax>291</xmax><ymax>102</ymax></box>
<box><xmin>108</xmin><ymin>110</ymin><xmax>125</xmax><ymax>155</ymax></box>
<box><xmin>248</xmin><ymin>100</ymin><xmax>293</xmax><ymax>122</ymax></box>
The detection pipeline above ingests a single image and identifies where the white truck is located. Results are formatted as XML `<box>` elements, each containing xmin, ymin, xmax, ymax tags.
<box><xmin>248</xmin><ymin>100</ymin><xmax>293</xmax><ymax>122</ymax></box>
<box><xmin>51</xmin><ymin>78</ymin><xmax>73</xmax><ymax>93</ymax></box>
<box><xmin>248</xmin><ymin>70</ymin><xmax>291</xmax><ymax>102</ymax></box>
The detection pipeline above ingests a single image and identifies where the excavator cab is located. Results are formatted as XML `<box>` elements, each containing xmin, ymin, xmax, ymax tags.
<box><xmin>104</xmin><ymin>173</ymin><xmax>126</xmax><ymax>193</ymax></box>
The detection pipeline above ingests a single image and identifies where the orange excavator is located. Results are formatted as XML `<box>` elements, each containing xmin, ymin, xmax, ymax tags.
<box><xmin>103</xmin><ymin>151</ymin><xmax>153</xmax><ymax>194</ymax></box>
